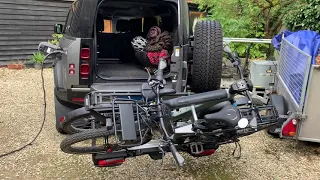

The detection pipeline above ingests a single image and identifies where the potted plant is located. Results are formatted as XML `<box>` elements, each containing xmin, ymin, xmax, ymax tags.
<box><xmin>29</xmin><ymin>52</ymin><xmax>45</xmax><ymax>69</ymax></box>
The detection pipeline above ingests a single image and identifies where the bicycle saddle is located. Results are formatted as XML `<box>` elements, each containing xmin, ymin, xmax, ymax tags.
<box><xmin>141</xmin><ymin>83</ymin><xmax>176</xmax><ymax>100</ymax></box>
<box><xmin>197</xmin><ymin>101</ymin><xmax>231</xmax><ymax>118</ymax></box>
<box><xmin>204</xmin><ymin>104</ymin><xmax>241</xmax><ymax>127</ymax></box>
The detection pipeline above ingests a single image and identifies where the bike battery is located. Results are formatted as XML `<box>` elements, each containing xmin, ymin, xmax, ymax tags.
<box><xmin>119</xmin><ymin>104</ymin><xmax>137</xmax><ymax>141</ymax></box>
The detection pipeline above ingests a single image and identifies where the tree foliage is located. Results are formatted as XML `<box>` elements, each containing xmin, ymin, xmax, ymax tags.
<box><xmin>284</xmin><ymin>0</ymin><xmax>320</xmax><ymax>32</ymax></box>
<box><xmin>194</xmin><ymin>0</ymin><xmax>301</xmax><ymax>58</ymax></box>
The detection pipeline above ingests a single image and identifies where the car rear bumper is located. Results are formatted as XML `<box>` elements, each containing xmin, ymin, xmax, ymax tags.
<box><xmin>55</xmin><ymin>88</ymin><xmax>84</xmax><ymax>109</ymax></box>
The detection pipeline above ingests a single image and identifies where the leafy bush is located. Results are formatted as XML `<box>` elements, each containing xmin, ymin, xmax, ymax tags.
<box><xmin>284</xmin><ymin>0</ymin><xmax>319</xmax><ymax>32</ymax></box>
<box><xmin>29</xmin><ymin>52</ymin><xmax>46</xmax><ymax>64</ymax></box>
<box><xmin>49</xmin><ymin>33</ymin><xmax>63</xmax><ymax>46</ymax></box>
<box><xmin>194</xmin><ymin>0</ymin><xmax>299</xmax><ymax>58</ymax></box>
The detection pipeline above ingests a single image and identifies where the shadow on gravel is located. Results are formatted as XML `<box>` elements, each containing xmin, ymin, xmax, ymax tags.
<box><xmin>263</xmin><ymin>131</ymin><xmax>320</xmax><ymax>158</ymax></box>
<box><xmin>180</xmin><ymin>154</ymin><xmax>236</xmax><ymax>180</ymax></box>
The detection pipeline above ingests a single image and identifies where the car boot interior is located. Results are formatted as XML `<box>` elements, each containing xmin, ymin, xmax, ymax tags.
<box><xmin>95</xmin><ymin>0</ymin><xmax>178</xmax><ymax>80</ymax></box>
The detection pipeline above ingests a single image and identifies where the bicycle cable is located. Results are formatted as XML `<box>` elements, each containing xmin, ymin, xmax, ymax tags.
<box><xmin>0</xmin><ymin>52</ymin><xmax>60</xmax><ymax>158</ymax></box>
<box><xmin>232</xmin><ymin>141</ymin><xmax>242</xmax><ymax>159</ymax></box>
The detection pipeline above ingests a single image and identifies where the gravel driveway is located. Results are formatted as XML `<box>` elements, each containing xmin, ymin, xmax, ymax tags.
<box><xmin>1</xmin><ymin>68</ymin><xmax>320</xmax><ymax>180</ymax></box>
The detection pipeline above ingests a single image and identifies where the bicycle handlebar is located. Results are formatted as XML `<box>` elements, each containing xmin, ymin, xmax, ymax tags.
<box><xmin>163</xmin><ymin>89</ymin><xmax>231</xmax><ymax>109</ymax></box>
<box><xmin>156</xmin><ymin>58</ymin><xmax>167</xmax><ymax>82</ymax></box>
<box><xmin>156</xmin><ymin>67</ymin><xmax>164</xmax><ymax>82</ymax></box>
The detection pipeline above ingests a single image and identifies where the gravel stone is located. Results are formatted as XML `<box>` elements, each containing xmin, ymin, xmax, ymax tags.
<box><xmin>0</xmin><ymin>68</ymin><xmax>320</xmax><ymax>180</ymax></box>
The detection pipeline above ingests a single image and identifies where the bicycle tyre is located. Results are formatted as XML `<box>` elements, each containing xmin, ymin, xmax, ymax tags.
<box><xmin>61</xmin><ymin>107</ymin><xmax>112</xmax><ymax>134</ymax></box>
<box><xmin>60</xmin><ymin>128</ymin><xmax>115</xmax><ymax>154</ymax></box>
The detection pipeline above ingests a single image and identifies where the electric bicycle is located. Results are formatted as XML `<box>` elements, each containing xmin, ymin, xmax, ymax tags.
<box><xmin>59</xmin><ymin>46</ymin><xmax>279</xmax><ymax>167</ymax></box>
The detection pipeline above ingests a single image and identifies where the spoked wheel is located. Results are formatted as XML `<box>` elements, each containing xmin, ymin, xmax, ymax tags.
<box><xmin>60</xmin><ymin>127</ymin><xmax>152</xmax><ymax>154</ymax></box>
<box><xmin>60</xmin><ymin>128</ymin><xmax>119</xmax><ymax>154</ymax></box>
<box><xmin>61</xmin><ymin>107</ymin><xmax>111</xmax><ymax>134</ymax></box>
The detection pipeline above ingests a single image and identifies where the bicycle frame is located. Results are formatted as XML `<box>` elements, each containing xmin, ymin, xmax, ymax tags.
<box><xmin>92</xmin><ymin>103</ymin><xmax>278</xmax><ymax>164</ymax></box>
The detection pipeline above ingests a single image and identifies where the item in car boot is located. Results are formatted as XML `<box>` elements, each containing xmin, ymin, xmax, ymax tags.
<box><xmin>131</xmin><ymin>36</ymin><xmax>147</xmax><ymax>52</ymax></box>
<box><xmin>147</xmin><ymin>26</ymin><xmax>162</xmax><ymax>40</ymax></box>
<box><xmin>147</xmin><ymin>51</ymin><xmax>161</xmax><ymax>65</ymax></box>
<box><xmin>147</xmin><ymin>49</ymin><xmax>170</xmax><ymax>66</ymax></box>
<box><xmin>132</xmin><ymin>36</ymin><xmax>155</xmax><ymax>68</ymax></box>
<box><xmin>132</xmin><ymin>26</ymin><xmax>172</xmax><ymax>73</ymax></box>
<box><xmin>146</xmin><ymin>32</ymin><xmax>173</xmax><ymax>52</ymax></box>
<box><xmin>145</xmin><ymin>26</ymin><xmax>173</xmax><ymax>52</ymax></box>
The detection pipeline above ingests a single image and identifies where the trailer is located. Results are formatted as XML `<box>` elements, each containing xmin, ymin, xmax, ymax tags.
<box><xmin>267</xmin><ymin>32</ymin><xmax>320</xmax><ymax>143</ymax></box>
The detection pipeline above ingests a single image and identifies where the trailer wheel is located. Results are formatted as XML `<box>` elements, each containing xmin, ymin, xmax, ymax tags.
<box><xmin>191</xmin><ymin>20</ymin><xmax>223</xmax><ymax>93</ymax></box>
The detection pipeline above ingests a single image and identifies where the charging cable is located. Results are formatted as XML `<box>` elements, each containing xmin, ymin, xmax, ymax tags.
<box><xmin>0</xmin><ymin>51</ymin><xmax>63</xmax><ymax>158</ymax></box>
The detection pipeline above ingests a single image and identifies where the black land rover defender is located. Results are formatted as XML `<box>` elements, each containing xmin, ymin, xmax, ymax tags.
<box><xmin>51</xmin><ymin>0</ymin><xmax>223</xmax><ymax>133</ymax></box>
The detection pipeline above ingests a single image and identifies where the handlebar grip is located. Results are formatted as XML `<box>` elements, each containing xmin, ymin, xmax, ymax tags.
<box><xmin>163</xmin><ymin>89</ymin><xmax>230</xmax><ymax>109</ymax></box>
<box><xmin>156</xmin><ymin>69</ymin><xmax>164</xmax><ymax>82</ymax></box>
<box><xmin>156</xmin><ymin>58</ymin><xmax>166</xmax><ymax>81</ymax></box>
<box><xmin>224</xmin><ymin>45</ymin><xmax>236</xmax><ymax>62</ymax></box>
<box><xmin>169</xmin><ymin>143</ymin><xmax>185</xmax><ymax>167</ymax></box>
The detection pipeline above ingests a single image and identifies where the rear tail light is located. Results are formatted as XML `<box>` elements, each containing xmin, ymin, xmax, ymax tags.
<box><xmin>97</xmin><ymin>159</ymin><xmax>125</xmax><ymax>167</ymax></box>
<box><xmin>190</xmin><ymin>149</ymin><xmax>216</xmax><ymax>157</ymax></box>
<box><xmin>79</xmin><ymin>46</ymin><xmax>90</xmax><ymax>80</ymax></box>
<box><xmin>199</xmin><ymin>149</ymin><xmax>215</xmax><ymax>156</ymax></box>
<box><xmin>59</xmin><ymin>116</ymin><xmax>66</xmax><ymax>123</ymax></box>
<box><xmin>69</xmin><ymin>64</ymin><xmax>75</xmax><ymax>69</ymax></box>
<box><xmin>282</xmin><ymin>119</ymin><xmax>297</xmax><ymax>137</ymax></box>
<box><xmin>69</xmin><ymin>69</ymin><xmax>75</xmax><ymax>75</ymax></box>
<box><xmin>80</xmin><ymin>64</ymin><xmax>90</xmax><ymax>79</ymax></box>
<box><xmin>71</xmin><ymin>98</ymin><xmax>84</xmax><ymax>102</ymax></box>
<box><xmin>81</xmin><ymin>48</ymin><xmax>90</xmax><ymax>60</ymax></box>
<box><xmin>69</xmin><ymin>63</ymin><xmax>75</xmax><ymax>75</ymax></box>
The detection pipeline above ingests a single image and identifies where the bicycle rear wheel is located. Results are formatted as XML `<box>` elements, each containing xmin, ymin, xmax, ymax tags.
<box><xmin>61</xmin><ymin>107</ymin><xmax>113</xmax><ymax>134</ymax></box>
<box><xmin>60</xmin><ymin>128</ymin><xmax>117</xmax><ymax>154</ymax></box>
<box><xmin>60</xmin><ymin>127</ymin><xmax>152</xmax><ymax>154</ymax></box>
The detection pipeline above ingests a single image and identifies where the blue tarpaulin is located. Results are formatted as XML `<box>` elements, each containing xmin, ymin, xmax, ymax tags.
<box><xmin>272</xmin><ymin>30</ymin><xmax>320</xmax><ymax>65</ymax></box>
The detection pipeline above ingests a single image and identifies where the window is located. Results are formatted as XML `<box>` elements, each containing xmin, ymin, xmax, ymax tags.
<box><xmin>103</xmin><ymin>20</ymin><xmax>113</xmax><ymax>33</ymax></box>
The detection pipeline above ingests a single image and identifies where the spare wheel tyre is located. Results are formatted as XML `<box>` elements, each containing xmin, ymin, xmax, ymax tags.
<box><xmin>192</xmin><ymin>20</ymin><xmax>223</xmax><ymax>93</ymax></box>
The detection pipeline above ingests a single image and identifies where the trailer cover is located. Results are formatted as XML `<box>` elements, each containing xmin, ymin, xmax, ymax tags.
<box><xmin>272</xmin><ymin>30</ymin><xmax>320</xmax><ymax>65</ymax></box>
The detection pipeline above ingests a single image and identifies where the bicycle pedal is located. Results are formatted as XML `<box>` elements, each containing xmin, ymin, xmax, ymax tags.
<box><xmin>190</xmin><ymin>143</ymin><xmax>204</xmax><ymax>155</ymax></box>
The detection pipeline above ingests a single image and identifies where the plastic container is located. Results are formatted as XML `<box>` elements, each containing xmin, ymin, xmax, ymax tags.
<box><xmin>249</xmin><ymin>60</ymin><xmax>278</xmax><ymax>88</ymax></box>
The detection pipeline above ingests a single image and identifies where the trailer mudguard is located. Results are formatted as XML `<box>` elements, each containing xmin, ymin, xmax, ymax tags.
<box><xmin>267</xmin><ymin>94</ymin><xmax>288</xmax><ymax>136</ymax></box>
